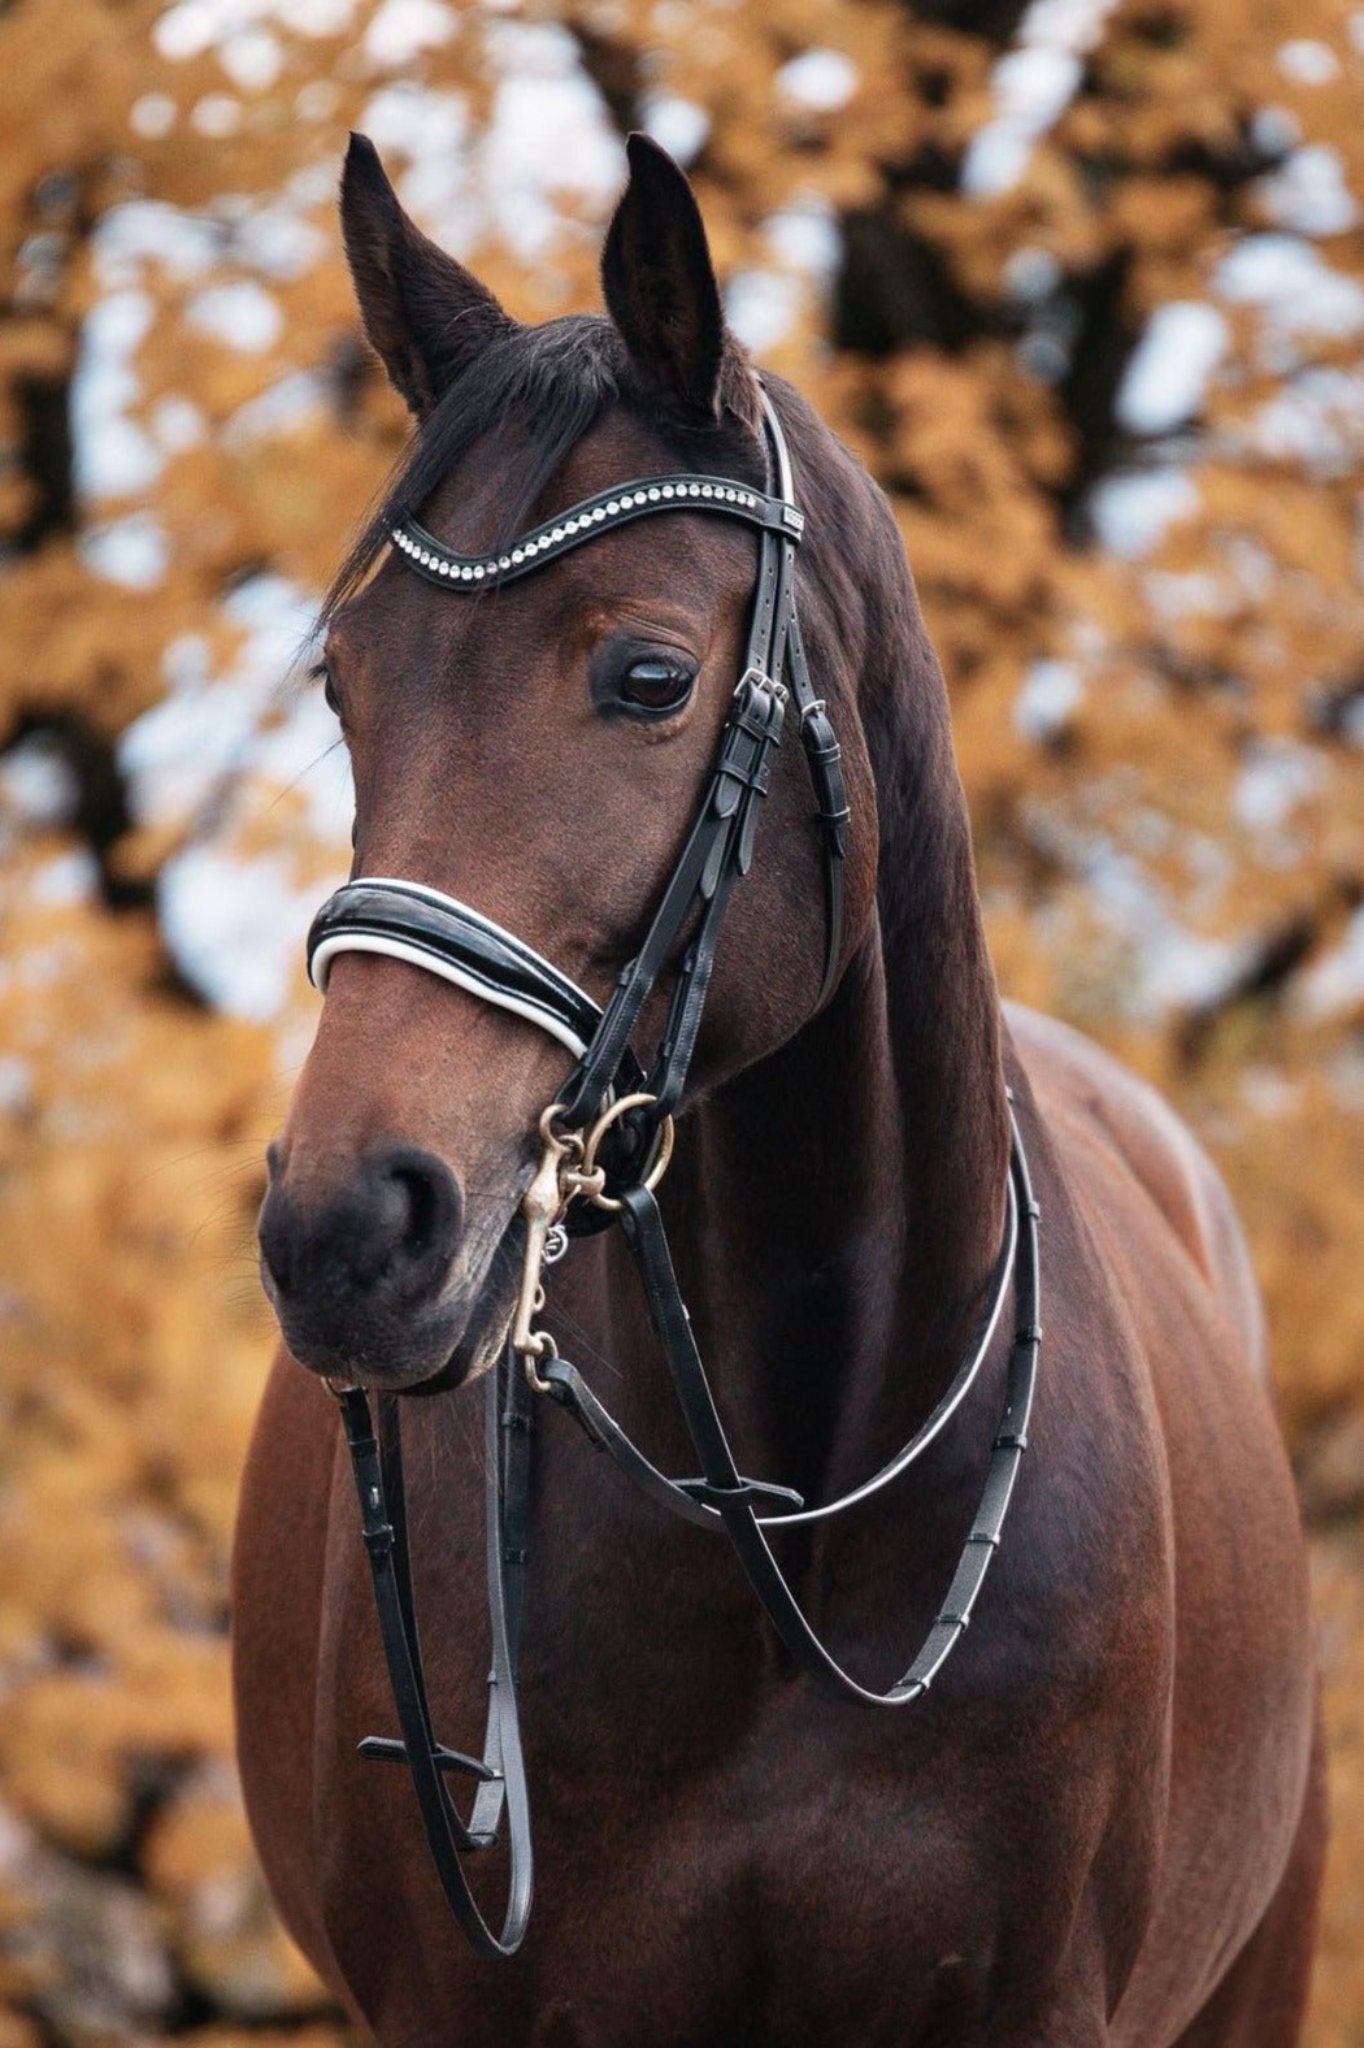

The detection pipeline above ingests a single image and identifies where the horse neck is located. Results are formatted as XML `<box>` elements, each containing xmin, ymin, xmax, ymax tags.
<box><xmin>645</xmin><ymin>595</ymin><xmax>1011</xmax><ymax>1507</ymax></box>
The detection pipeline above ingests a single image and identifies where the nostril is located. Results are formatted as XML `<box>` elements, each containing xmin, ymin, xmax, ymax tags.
<box><xmin>369</xmin><ymin>1146</ymin><xmax>461</xmax><ymax>1292</ymax></box>
<box><xmin>390</xmin><ymin>1165</ymin><xmax>440</xmax><ymax>1263</ymax></box>
<box><xmin>258</xmin><ymin>1184</ymin><xmax>297</xmax><ymax>1295</ymax></box>
<box><xmin>257</xmin><ymin>1145</ymin><xmax>462</xmax><ymax>1319</ymax></box>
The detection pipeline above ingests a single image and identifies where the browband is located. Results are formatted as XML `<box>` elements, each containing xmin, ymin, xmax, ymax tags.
<box><xmin>392</xmin><ymin>475</ymin><xmax>804</xmax><ymax>589</ymax></box>
<box><xmin>309</xmin><ymin>878</ymin><xmax>600</xmax><ymax>1060</ymax></box>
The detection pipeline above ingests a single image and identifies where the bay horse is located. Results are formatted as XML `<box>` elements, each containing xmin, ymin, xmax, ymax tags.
<box><xmin>233</xmin><ymin>131</ymin><xmax>1325</xmax><ymax>2045</ymax></box>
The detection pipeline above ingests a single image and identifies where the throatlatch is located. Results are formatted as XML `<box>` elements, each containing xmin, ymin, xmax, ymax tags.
<box><xmin>307</xmin><ymin>390</ymin><xmax>1040</xmax><ymax>1957</ymax></box>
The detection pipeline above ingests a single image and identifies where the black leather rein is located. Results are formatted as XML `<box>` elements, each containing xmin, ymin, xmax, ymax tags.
<box><xmin>305</xmin><ymin>392</ymin><xmax>1042</xmax><ymax>1958</ymax></box>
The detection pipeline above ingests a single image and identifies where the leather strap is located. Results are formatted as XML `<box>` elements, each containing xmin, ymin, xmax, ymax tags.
<box><xmin>560</xmin><ymin>667</ymin><xmax>787</xmax><ymax>1127</ymax></box>
<box><xmin>392</xmin><ymin>473</ymin><xmax>803</xmax><ymax>589</ymax></box>
<box><xmin>542</xmin><ymin>1108</ymin><xmax>1039</xmax><ymax>1707</ymax></box>
<box><xmin>335</xmin><ymin>1113</ymin><xmax>1038</xmax><ymax>1940</ymax></box>
<box><xmin>309</xmin><ymin>878</ymin><xmax>602</xmax><ymax>1060</ymax></box>
<box><xmin>788</xmin><ymin>615</ymin><xmax>849</xmax><ymax>1006</ymax></box>
<box><xmin>541</xmin><ymin>1165</ymin><xmax>1018</xmax><ymax>1532</ymax></box>
<box><xmin>333</xmin><ymin>1352</ymin><xmax>535</xmax><ymax>1956</ymax></box>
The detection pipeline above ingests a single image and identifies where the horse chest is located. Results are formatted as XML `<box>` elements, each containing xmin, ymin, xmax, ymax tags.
<box><xmin>306</xmin><ymin>1483</ymin><xmax>1113</xmax><ymax>2048</ymax></box>
<box><xmin>322</xmin><ymin>1725</ymin><xmax>1079</xmax><ymax>2048</ymax></box>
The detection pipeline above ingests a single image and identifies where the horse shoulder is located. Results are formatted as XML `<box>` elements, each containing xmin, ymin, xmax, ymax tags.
<box><xmin>1005</xmin><ymin>1002</ymin><xmax>1265</xmax><ymax>1372</ymax></box>
<box><xmin>1004</xmin><ymin>1002</ymin><xmax>1319</xmax><ymax>2038</ymax></box>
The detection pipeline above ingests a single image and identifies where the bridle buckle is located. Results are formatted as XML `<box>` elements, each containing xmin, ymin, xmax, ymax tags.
<box><xmin>511</xmin><ymin>1095</ymin><xmax>675</xmax><ymax>1393</ymax></box>
<box><xmin>734</xmin><ymin>664</ymin><xmax>787</xmax><ymax>705</ymax></box>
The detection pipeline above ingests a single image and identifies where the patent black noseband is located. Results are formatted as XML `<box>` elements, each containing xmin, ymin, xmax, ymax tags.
<box><xmin>304</xmin><ymin>392</ymin><xmax>1041</xmax><ymax>1958</ymax></box>
<box><xmin>311</xmin><ymin>879</ymin><xmax>602</xmax><ymax>1057</ymax></box>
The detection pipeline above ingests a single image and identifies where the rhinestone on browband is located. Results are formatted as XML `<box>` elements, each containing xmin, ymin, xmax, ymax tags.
<box><xmin>389</xmin><ymin>475</ymin><xmax>802</xmax><ymax>589</ymax></box>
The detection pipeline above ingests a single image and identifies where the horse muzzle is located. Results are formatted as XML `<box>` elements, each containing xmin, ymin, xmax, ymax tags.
<box><xmin>258</xmin><ymin>1138</ymin><xmax>498</xmax><ymax>1387</ymax></box>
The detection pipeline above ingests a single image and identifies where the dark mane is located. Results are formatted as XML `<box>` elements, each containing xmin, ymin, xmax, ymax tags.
<box><xmin>325</xmin><ymin>313</ymin><xmax>763</xmax><ymax>619</ymax></box>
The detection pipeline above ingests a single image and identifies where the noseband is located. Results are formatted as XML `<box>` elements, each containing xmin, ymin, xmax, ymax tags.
<box><xmin>304</xmin><ymin>392</ymin><xmax>1042</xmax><ymax>1958</ymax></box>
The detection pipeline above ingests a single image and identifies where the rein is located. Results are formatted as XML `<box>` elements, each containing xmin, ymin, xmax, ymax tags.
<box><xmin>305</xmin><ymin>393</ymin><xmax>1042</xmax><ymax>1958</ymax></box>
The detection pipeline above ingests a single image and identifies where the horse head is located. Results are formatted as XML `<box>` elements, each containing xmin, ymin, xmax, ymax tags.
<box><xmin>258</xmin><ymin>134</ymin><xmax>882</xmax><ymax>1390</ymax></box>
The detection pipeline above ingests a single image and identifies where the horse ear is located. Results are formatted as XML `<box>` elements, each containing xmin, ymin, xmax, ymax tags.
<box><xmin>340</xmin><ymin>133</ymin><xmax>513</xmax><ymax>418</ymax></box>
<box><xmin>602</xmin><ymin>133</ymin><xmax>730</xmax><ymax>425</ymax></box>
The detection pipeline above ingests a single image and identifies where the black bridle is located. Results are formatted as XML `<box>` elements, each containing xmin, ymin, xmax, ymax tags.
<box><xmin>304</xmin><ymin>392</ymin><xmax>1041</xmax><ymax>1958</ymax></box>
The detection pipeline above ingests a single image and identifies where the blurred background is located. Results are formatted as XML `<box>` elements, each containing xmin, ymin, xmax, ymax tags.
<box><xmin>0</xmin><ymin>0</ymin><xmax>1361</xmax><ymax>2040</ymax></box>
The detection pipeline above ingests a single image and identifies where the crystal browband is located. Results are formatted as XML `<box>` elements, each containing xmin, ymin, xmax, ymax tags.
<box><xmin>391</xmin><ymin>474</ymin><xmax>805</xmax><ymax>590</ymax></box>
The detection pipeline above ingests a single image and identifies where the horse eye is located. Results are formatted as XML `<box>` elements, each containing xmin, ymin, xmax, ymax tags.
<box><xmin>617</xmin><ymin>655</ymin><xmax>695</xmax><ymax>716</ymax></box>
<box><xmin>313</xmin><ymin>660</ymin><xmax>342</xmax><ymax>719</ymax></box>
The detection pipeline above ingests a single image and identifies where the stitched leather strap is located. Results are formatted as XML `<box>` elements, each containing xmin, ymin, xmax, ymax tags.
<box><xmin>541</xmin><ymin>1164</ymin><xmax>1019</xmax><ymax>1533</ymax></box>
<box><xmin>789</xmin><ymin>616</ymin><xmax>849</xmax><ymax>1006</ymax></box>
<box><xmin>579</xmin><ymin>1110</ymin><xmax>1038</xmax><ymax>1706</ymax></box>
<box><xmin>334</xmin><ymin>1353</ymin><xmax>535</xmax><ymax>1956</ymax></box>
<box><xmin>309</xmin><ymin>879</ymin><xmax>603</xmax><ymax>1060</ymax></box>
<box><xmin>560</xmin><ymin>667</ymin><xmax>788</xmax><ymax>1127</ymax></box>
<box><xmin>392</xmin><ymin>473</ymin><xmax>804</xmax><ymax>588</ymax></box>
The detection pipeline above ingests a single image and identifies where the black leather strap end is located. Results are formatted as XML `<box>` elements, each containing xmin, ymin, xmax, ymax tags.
<box><xmin>675</xmin><ymin>1475</ymin><xmax>806</xmax><ymax>1513</ymax></box>
<box><xmin>358</xmin><ymin>1736</ymin><xmax>502</xmax><ymax>1783</ymax></box>
<box><xmin>801</xmin><ymin>706</ymin><xmax>851</xmax><ymax>859</ymax></box>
